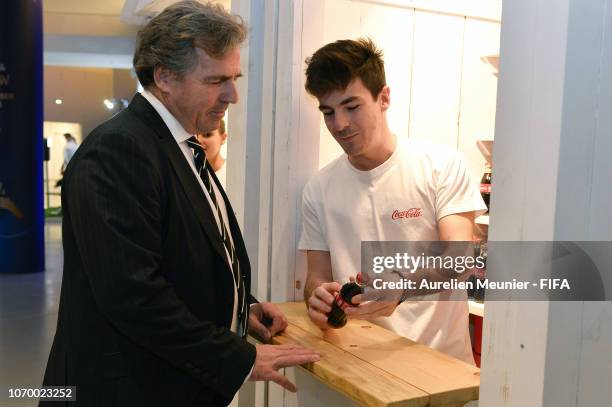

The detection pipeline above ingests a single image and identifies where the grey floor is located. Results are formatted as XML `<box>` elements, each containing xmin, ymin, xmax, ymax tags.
<box><xmin>0</xmin><ymin>220</ymin><xmax>62</xmax><ymax>407</ymax></box>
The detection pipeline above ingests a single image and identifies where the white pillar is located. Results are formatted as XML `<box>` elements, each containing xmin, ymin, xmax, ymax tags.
<box><xmin>481</xmin><ymin>0</ymin><xmax>612</xmax><ymax>405</ymax></box>
<box><xmin>230</xmin><ymin>0</ymin><xmax>323</xmax><ymax>406</ymax></box>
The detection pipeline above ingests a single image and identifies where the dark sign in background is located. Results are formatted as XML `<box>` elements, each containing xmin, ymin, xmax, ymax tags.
<box><xmin>0</xmin><ymin>1</ymin><xmax>45</xmax><ymax>273</ymax></box>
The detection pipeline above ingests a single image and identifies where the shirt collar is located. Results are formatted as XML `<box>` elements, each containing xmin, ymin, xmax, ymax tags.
<box><xmin>140</xmin><ymin>88</ymin><xmax>194</xmax><ymax>144</ymax></box>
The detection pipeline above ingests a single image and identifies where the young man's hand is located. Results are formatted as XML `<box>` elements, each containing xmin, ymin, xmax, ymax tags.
<box><xmin>343</xmin><ymin>274</ymin><xmax>400</xmax><ymax>319</ymax></box>
<box><xmin>306</xmin><ymin>282</ymin><xmax>341</xmax><ymax>329</ymax></box>
<box><xmin>344</xmin><ymin>294</ymin><xmax>399</xmax><ymax>319</ymax></box>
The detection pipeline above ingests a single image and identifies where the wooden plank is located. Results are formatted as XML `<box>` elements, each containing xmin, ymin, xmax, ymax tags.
<box><xmin>275</xmin><ymin>302</ymin><xmax>480</xmax><ymax>406</ymax></box>
<box><xmin>271</xmin><ymin>324</ymin><xmax>430</xmax><ymax>407</ymax></box>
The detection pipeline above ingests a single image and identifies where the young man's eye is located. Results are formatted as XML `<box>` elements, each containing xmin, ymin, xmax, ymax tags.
<box><xmin>347</xmin><ymin>105</ymin><xmax>360</xmax><ymax>111</ymax></box>
<box><xmin>322</xmin><ymin>110</ymin><xmax>334</xmax><ymax>116</ymax></box>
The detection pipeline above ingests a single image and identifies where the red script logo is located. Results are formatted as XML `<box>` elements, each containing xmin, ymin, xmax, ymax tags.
<box><xmin>392</xmin><ymin>208</ymin><xmax>422</xmax><ymax>220</ymax></box>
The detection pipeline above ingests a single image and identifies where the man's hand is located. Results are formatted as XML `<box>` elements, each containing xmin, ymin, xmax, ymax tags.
<box><xmin>344</xmin><ymin>294</ymin><xmax>399</xmax><ymax>319</ymax></box>
<box><xmin>343</xmin><ymin>274</ymin><xmax>399</xmax><ymax>319</ymax></box>
<box><xmin>249</xmin><ymin>344</ymin><xmax>320</xmax><ymax>392</ymax></box>
<box><xmin>306</xmin><ymin>282</ymin><xmax>341</xmax><ymax>329</ymax></box>
<box><xmin>248</xmin><ymin>302</ymin><xmax>288</xmax><ymax>342</ymax></box>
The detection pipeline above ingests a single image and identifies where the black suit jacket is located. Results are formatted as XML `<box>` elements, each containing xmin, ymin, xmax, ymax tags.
<box><xmin>41</xmin><ymin>94</ymin><xmax>256</xmax><ymax>407</ymax></box>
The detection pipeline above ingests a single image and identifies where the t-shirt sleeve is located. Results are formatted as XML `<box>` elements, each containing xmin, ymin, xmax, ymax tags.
<box><xmin>298</xmin><ymin>180</ymin><xmax>329</xmax><ymax>251</ymax></box>
<box><xmin>435</xmin><ymin>151</ymin><xmax>488</xmax><ymax>221</ymax></box>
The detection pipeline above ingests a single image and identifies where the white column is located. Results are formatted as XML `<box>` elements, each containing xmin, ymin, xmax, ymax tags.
<box><xmin>481</xmin><ymin>0</ymin><xmax>612</xmax><ymax>405</ymax></box>
<box><xmin>230</xmin><ymin>2</ymin><xmax>278</xmax><ymax>406</ymax></box>
<box><xmin>230</xmin><ymin>0</ymin><xmax>324</xmax><ymax>406</ymax></box>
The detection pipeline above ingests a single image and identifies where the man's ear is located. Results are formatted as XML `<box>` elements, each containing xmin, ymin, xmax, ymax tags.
<box><xmin>153</xmin><ymin>65</ymin><xmax>174</xmax><ymax>92</ymax></box>
<box><xmin>220</xmin><ymin>132</ymin><xmax>228</xmax><ymax>145</ymax></box>
<box><xmin>379</xmin><ymin>86</ymin><xmax>391</xmax><ymax>112</ymax></box>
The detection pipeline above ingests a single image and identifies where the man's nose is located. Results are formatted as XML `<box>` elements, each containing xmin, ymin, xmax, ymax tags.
<box><xmin>331</xmin><ymin>112</ymin><xmax>349</xmax><ymax>132</ymax></box>
<box><xmin>221</xmin><ymin>80</ymin><xmax>239</xmax><ymax>104</ymax></box>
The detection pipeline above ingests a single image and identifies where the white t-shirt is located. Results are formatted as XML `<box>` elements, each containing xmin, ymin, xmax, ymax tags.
<box><xmin>299</xmin><ymin>136</ymin><xmax>487</xmax><ymax>364</ymax></box>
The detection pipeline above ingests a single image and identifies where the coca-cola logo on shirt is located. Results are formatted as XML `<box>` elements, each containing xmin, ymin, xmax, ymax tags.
<box><xmin>391</xmin><ymin>208</ymin><xmax>422</xmax><ymax>220</ymax></box>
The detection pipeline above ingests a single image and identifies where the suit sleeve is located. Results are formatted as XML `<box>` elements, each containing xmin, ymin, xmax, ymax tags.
<box><xmin>65</xmin><ymin>130</ymin><xmax>255</xmax><ymax>399</ymax></box>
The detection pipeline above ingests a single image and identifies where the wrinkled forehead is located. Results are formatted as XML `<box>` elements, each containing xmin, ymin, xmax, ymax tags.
<box><xmin>192</xmin><ymin>47</ymin><xmax>242</xmax><ymax>75</ymax></box>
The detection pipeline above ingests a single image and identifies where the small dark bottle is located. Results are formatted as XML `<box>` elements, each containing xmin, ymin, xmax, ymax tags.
<box><xmin>326</xmin><ymin>277</ymin><xmax>364</xmax><ymax>329</ymax></box>
<box><xmin>480</xmin><ymin>164</ymin><xmax>492</xmax><ymax>212</ymax></box>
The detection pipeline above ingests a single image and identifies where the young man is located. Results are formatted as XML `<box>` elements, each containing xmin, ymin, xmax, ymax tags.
<box><xmin>299</xmin><ymin>38</ymin><xmax>486</xmax><ymax>364</ymax></box>
<box><xmin>42</xmin><ymin>2</ymin><xmax>319</xmax><ymax>406</ymax></box>
<box><xmin>197</xmin><ymin>118</ymin><xmax>228</xmax><ymax>187</ymax></box>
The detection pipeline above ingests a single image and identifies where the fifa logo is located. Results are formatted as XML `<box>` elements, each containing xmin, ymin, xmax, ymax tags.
<box><xmin>0</xmin><ymin>181</ymin><xmax>23</xmax><ymax>219</ymax></box>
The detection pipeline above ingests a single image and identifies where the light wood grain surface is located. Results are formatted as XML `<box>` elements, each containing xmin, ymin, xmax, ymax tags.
<box><xmin>268</xmin><ymin>302</ymin><xmax>480</xmax><ymax>407</ymax></box>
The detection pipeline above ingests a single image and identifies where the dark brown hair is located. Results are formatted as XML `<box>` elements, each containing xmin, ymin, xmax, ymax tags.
<box><xmin>305</xmin><ymin>38</ymin><xmax>386</xmax><ymax>99</ymax></box>
<box><xmin>133</xmin><ymin>1</ymin><xmax>247</xmax><ymax>88</ymax></box>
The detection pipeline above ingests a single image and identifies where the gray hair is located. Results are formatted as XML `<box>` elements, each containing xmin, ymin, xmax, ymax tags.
<box><xmin>133</xmin><ymin>1</ymin><xmax>247</xmax><ymax>88</ymax></box>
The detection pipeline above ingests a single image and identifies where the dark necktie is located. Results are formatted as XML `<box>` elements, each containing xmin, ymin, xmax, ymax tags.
<box><xmin>186</xmin><ymin>137</ymin><xmax>248</xmax><ymax>338</ymax></box>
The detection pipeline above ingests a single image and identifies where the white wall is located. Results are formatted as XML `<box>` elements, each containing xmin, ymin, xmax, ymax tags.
<box><xmin>480</xmin><ymin>0</ymin><xmax>612</xmax><ymax>405</ymax></box>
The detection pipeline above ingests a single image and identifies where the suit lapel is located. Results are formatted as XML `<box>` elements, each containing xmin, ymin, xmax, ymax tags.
<box><xmin>128</xmin><ymin>94</ymin><xmax>231</xmax><ymax>270</ymax></box>
<box><xmin>162</xmin><ymin>139</ymin><xmax>232</xmax><ymax>270</ymax></box>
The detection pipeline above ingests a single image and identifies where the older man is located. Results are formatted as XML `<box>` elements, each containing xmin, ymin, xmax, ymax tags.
<box><xmin>41</xmin><ymin>2</ymin><xmax>318</xmax><ymax>406</ymax></box>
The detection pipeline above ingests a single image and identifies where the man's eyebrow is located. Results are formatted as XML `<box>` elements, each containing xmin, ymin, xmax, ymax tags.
<box><xmin>318</xmin><ymin>96</ymin><xmax>361</xmax><ymax>110</ymax></box>
<box><xmin>204</xmin><ymin>73</ymin><xmax>244</xmax><ymax>81</ymax></box>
